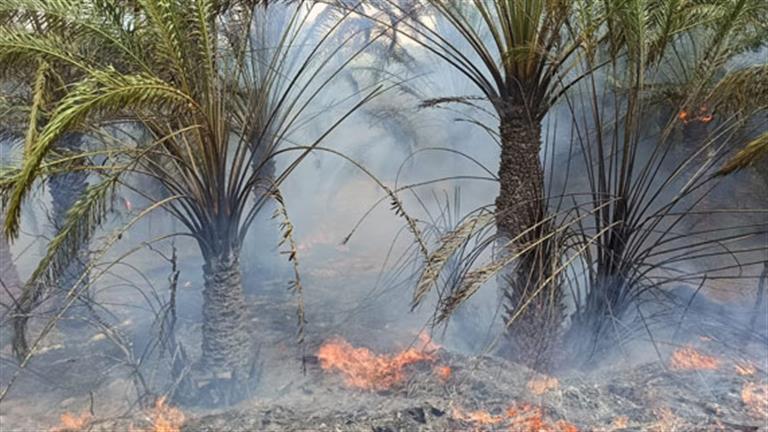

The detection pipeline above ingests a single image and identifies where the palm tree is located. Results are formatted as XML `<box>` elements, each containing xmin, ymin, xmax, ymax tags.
<box><xmin>559</xmin><ymin>0</ymin><xmax>768</xmax><ymax>364</ymax></box>
<box><xmin>354</xmin><ymin>0</ymin><xmax>596</xmax><ymax>367</ymax></box>
<box><xmin>367</xmin><ymin>0</ymin><xmax>765</xmax><ymax>368</ymax></box>
<box><xmin>47</xmin><ymin>133</ymin><xmax>92</xmax><ymax>323</ymax></box>
<box><xmin>0</xmin><ymin>0</ymin><xmax>379</xmax><ymax>395</ymax></box>
<box><xmin>0</xmin><ymin>10</ymin><xmax>94</xmax><ymax>324</ymax></box>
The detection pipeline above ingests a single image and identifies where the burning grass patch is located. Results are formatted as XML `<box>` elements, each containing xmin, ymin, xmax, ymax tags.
<box><xmin>316</xmin><ymin>333</ymin><xmax>447</xmax><ymax>391</ymax></box>
<box><xmin>669</xmin><ymin>346</ymin><xmax>721</xmax><ymax>371</ymax></box>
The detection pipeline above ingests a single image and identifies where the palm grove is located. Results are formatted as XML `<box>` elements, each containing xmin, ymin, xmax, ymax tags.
<box><xmin>1</xmin><ymin>0</ymin><xmax>767</xmax><ymax>404</ymax></box>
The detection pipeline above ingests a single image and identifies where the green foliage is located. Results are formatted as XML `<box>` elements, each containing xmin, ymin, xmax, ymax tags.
<box><xmin>1</xmin><ymin>0</ymin><xmax>380</xmax><ymax>362</ymax></box>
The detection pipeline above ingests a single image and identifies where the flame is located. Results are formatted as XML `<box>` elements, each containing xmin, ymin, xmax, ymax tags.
<box><xmin>610</xmin><ymin>416</ymin><xmax>628</xmax><ymax>429</ymax></box>
<box><xmin>317</xmin><ymin>335</ymin><xmax>437</xmax><ymax>390</ymax></box>
<box><xmin>451</xmin><ymin>406</ymin><xmax>505</xmax><ymax>426</ymax></box>
<box><xmin>51</xmin><ymin>412</ymin><xmax>92</xmax><ymax>432</ymax></box>
<box><xmin>649</xmin><ymin>407</ymin><xmax>685</xmax><ymax>431</ymax></box>
<box><xmin>669</xmin><ymin>346</ymin><xmax>720</xmax><ymax>370</ymax></box>
<box><xmin>526</xmin><ymin>375</ymin><xmax>559</xmax><ymax>396</ymax></box>
<box><xmin>451</xmin><ymin>403</ymin><xmax>578</xmax><ymax>431</ymax></box>
<box><xmin>434</xmin><ymin>365</ymin><xmax>452</xmax><ymax>381</ymax></box>
<box><xmin>742</xmin><ymin>382</ymin><xmax>768</xmax><ymax>418</ymax></box>
<box><xmin>130</xmin><ymin>397</ymin><xmax>185</xmax><ymax>432</ymax></box>
<box><xmin>678</xmin><ymin>105</ymin><xmax>714</xmax><ymax>125</ymax></box>
<box><xmin>735</xmin><ymin>361</ymin><xmax>757</xmax><ymax>376</ymax></box>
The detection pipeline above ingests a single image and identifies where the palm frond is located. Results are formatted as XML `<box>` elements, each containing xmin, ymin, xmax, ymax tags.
<box><xmin>412</xmin><ymin>211</ymin><xmax>493</xmax><ymax>309</ymax></box>
<box><xmin>12</xmin><ymin>173</ymin><xmax>120</xmax><ymax>359</ymax></box>
<box><xmin>717</xmin><ymin>131</ymin><xmax>768</xmax><ymax>175</ymax></box>
<box><xmin>4</xmin><ymin>70</ymin><xmax>192</xmax><ymax>238</ymax></box>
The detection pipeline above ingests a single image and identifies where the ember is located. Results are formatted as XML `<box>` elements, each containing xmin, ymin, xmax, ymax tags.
<box><xmin>50</xmin><ymin>412</ymin><xmax>91</xmax><ymax>432</ymax></box>
<box><xmin>316</xmin><ymin>336</ymin><xmax>437</xmax><ymax>390</ymax></box>
<box><xmin>741</xmin><ymin>382</ymin><xmax>768</xmax><ymax>418</ymax></box>
<box><xmin>131</xmin><ymin>397</ymin><xmax>185</xmax><ymax>432</ymax></box>
<box><xmin>678</xmin><ymin>105</ymin><xmax>714</xmax><ymax>125</ymax></box>
<box><xmin>610</xmin><ymin>416</ymin><xmax>628</xmax><ymax>429</ymax></box>
<box><xmin>451</xmin><ymin>403</ymin><xmax>578</xmax><ymax>431</ymax></box>
<box><xmin>451</xmin><ymin>406</ymin><xmax>505</xmax><ymax>426</ymax></box>
<box><xmin>669</xmin><ymin>346</ymin><xmax>720</xmax><ymax>370</ymax></box>
<box><xmin>434</xmin><ymin>365</ymin><xmax>452</xmax><ymax>381</ymax></box>
<box><xmin>526</xmin><ymin>375</ymin><xmax>559</xmax><ymax>396</ymax></box>
<box><xmin>735</xmin><ymin>361</ymin><xmax>757</xmax><ymax>376</ymax></box>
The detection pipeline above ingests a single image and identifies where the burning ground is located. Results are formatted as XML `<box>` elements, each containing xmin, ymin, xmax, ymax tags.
<box><xmin>3</xmin><ymin>271</ymin><xmax>766</xmax><ymax>432</ymax></box>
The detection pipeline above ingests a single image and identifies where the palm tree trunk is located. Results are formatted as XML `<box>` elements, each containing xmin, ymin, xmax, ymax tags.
<box><xmin>201</xmin><ymin>251</ymin><xmax>252</xmax><ymax>376</ymax></box>
<box><xmin>495</xmin><ymin>106</ymin><xmax>563</xmax><ymax>369</ymax></box>
<box><xmin>48</xmin><ymin>133</ymin><xmax>91</xmax><ymax>323</ymax></box>
<box><xmin>495</xmin><ymin>108</ymin><xmax>545</xmax><ymax>244</ymax></box>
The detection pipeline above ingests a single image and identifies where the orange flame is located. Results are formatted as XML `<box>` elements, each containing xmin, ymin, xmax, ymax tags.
<box><xmin>434</xmin><ymin>365</ymin><xmax>452</xmax><ymax>381</ymax></box>
<box><xmin>51</xmin><ymin>412</ymin><xmax>92</xmax><ymax>432</ymax></box>
<box><xmin>452</xmin><ymin>406</ymin><xmax>505</xmax><ymax>426</ymax></box>
<box><xmin>452</xmin><ymin>403</ymin><xmax>578</xmax><ymax>431</ymax></box>
<box><xmin>610</xmin><ymin>416</ymin><xmax>629</xmax><ymax>429</ymax></box>
<box><xmin>130</xmin><ymin>397</ymin><xmax>185</xmax><ymax>432</ymax></box>
<box><xmin>678</xmin><ymin>105</ymin><xmax>714</xmax><ymax>125</ymax></box>
<box><xmin>742</xmin><ymin>382</ymin><xmax>768</xmax><ymax>418</ymax></box>
<box><xmin>526</xmin><ymin>375</ymin><xmax>559</xmax><ymax>396</ymax></box>
<box><xmin>735</xmin><ymin>361</ymin><xmax>757</xmax><ymax>376</ymax></box>
<box><xmin>649</xmin><ymin>407</ymin><xmax>685</xmax><ymax>431</ymax></box>
<box><xmin>669</xmin><ymin>346</ymin><xmax>720</xmax><ymax>370</ymax></box>
<box><xmin>317</xmin><ymin>335</ymin><xmax>437</xmax><ymax>390</ymax></box>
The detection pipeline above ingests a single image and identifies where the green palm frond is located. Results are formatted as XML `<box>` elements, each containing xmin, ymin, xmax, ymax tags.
<box><xmin>4</xmin><ymin>70</ymin><xmax>192</xmax><ymax>238</ymax></box>
<box><xmin>11</xmin><ymin>172</ymin><xmax>119</xmax><ymax>359</ymax></box>
<box><xmin>0</xmin><ymin>27</ymin><xmax>87</xmax><ymax>75</ymax></box>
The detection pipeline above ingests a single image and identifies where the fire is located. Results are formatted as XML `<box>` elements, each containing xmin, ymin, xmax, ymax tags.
<box><xmin>526</xmin><ymin>375</ymin><xmax>559</xmax><ymax>396</ymax></box>
<box><xmin>610</xmin><ymin>416</ymin><xmax>628</xmax><ymax>429</ymax></box>
<box><xmin>669</xmin><ymin>346</ymin><xmax>720</xmax><ymax>370</ymax></box>
<box><xmin>51</xmin><ymin>412</ymin><xmax>91</xmax><ymax>432</ymax></box>
<box><xmin>678</xmin><ymin>105</ymin><xmax>714</xmax><ymax>125</ymax></box>
<box><xmin>434</xmin><ymin>365</ymin><xmax>452</xmax><ymax>381</ymax></box>
<box><xmin>735</xmin><ymin>361</ymin><xmax>757</xmax><ymax>376</ymax></box>
<box><xmin>317</xmin><ymin>334</ymin><xmax>437</xmax><ymax>390</ymax></box>
<box><xmin>130</xmin><ymin>397</ymin><xmax>185</xmax><ymax>432</ymax></box>
<box><xmin>451</xmin><ymin>406</ymin><xmax>505</xmax><ymax>426</ymax></box>
<box><xmin>741</xmin><ymin>382</ymin><xmax>768</xmax><ymax>418</ymax></box>
<box><xmin>451</xmin><ymin>403</ymin><xmax>578</xmax><ymax>431</ymax></box>
<box><xmin>649</xmin><ymin>407</ymin><xmax>685</xmax><ymax>431</ymax></box>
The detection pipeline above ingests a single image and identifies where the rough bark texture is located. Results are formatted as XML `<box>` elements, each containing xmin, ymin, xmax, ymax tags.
<box><xmin>495</xmin><ymin>108</ymin><xmax>545</xmax><ymax>245</ymax></box>
<box><xmin>495</xmin><ymin>106</ymin><xmax>563</xmax><ymax>370</ymax></box>
<box><xmin>48</xmin><ymin>133</ymin><xmax>92</xmax><ymax>322</ymax></box>
<box><xmin>201</xmin><ymin>252</ymin><xmax>252</xmax><ymax>375</ymax></box>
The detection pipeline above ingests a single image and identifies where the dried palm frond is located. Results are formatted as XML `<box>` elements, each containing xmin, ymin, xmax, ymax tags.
<box><xmin>412</xmin><ymin>211</ymin><xmax>493</xmax><ymax>309</ymax></box>
<box><xmin>708</xmin><ymin>65</ymin><xmax>768</xmax><ymax>116</ymax></box>
<box><xmin>272</xmin><ymin>188</ymin><xmax>306</xmax><ymax>345</ymax></box>
<box><xmin>717</xmin><ymin>131</ymin><xmax>768</xmax><ymax>175</ymax></box>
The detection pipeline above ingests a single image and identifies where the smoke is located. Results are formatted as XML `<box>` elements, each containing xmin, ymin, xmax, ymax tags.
<box><xmin>1</xmin><ymin>4</ymin><xmax>766</xmax><ymax>426</ymax></box>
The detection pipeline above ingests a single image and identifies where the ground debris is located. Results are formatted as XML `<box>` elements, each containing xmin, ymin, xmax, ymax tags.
<box><xmin>179</xmin><ymin>349</ymin><xmax>768</xmax><ymax>432</ymax></box>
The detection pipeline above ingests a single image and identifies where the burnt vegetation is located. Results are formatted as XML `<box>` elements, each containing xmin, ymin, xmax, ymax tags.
<box><xmin>0</xmin><ymin>0</ymin><xmax>767</xmax><ymax>431</ymax></box>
